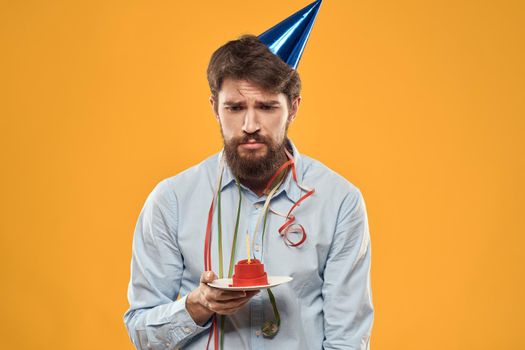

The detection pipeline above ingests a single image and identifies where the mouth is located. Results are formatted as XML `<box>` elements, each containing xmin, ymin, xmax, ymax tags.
<box><xmin>239</xmin><ymin>140</ymin><xmax>265</xmax><ymax>150</ymax></box>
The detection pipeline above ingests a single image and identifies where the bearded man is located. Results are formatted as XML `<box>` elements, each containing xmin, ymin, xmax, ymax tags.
<box><xmin>124</xmin><ymin>33</ymin><xmax>373</xmax><ymax>350</ymax></box>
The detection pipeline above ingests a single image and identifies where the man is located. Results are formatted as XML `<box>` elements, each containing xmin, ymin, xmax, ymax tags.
<box><xmin>124</xmin><ymin>27</ymin><xmax>373</xmax><ymax>350</ymax></box>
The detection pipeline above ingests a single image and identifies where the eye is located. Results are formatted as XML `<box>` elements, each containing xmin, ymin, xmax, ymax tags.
<box><xmin>226</xmin><ymin>105</ymin><xmax>243</xmax><ymax>112</ymax></box>
<box><xmin>259</xmin><ymin>105</ymin><xmax>277</xmax><ymax>111</ymax></box>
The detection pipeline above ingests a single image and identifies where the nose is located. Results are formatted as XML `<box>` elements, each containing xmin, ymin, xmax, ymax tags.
<box><xmin>241</xmin><ymin>107</ymin><xmax>260</xmax><ymax>134</ymax></box>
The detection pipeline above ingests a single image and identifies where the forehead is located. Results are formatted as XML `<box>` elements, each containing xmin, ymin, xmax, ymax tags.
<box><xmin>218</xmin><ymin>78</ymin><xmax>284</xmax><ymax>102</ymax></box>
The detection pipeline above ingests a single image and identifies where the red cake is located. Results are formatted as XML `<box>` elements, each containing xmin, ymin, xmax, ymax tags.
<box><xmin>232</xmin><ymin>259</ymin><xmax>269</xmax><ymax>287</ymax></box>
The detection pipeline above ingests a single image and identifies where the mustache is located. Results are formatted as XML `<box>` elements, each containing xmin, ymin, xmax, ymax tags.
<box><xmin>235</xmin><ymin>133</ymin><xmax>268</xmax><ymax>145</ymax></box>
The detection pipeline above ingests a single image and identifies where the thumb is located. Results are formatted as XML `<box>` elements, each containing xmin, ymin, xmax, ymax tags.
<box><xmin>200</xmin><ymin>271</ymin><xmax>217</xmax><ymax>283</ymax></box>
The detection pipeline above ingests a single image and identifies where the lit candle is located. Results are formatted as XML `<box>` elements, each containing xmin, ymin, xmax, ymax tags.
<box><xmin>246</xmin><ymin>233</ymin><xmax>251</xmax><ymax>264</ymax></box>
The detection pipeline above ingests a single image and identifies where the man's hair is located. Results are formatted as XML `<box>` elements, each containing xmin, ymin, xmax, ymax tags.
<box><xmin>207</xmin><ymin>35</ymin><xmax>301</xmax><ymax>111</ymax></box>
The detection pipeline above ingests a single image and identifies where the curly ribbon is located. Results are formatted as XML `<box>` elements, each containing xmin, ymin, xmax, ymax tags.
<box><xmin>265</xmin><ymin>148</ymin><xmax>315</xmax><ymax>248</ymax></box>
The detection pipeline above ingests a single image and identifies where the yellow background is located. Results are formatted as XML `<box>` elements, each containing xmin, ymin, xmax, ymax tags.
<box><xmin>1</xmin><ymin>0</ymin><xmax>524</xmax><ymax>349</ymax></box>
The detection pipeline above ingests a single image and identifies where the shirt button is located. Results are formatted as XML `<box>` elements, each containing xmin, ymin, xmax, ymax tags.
<box><xmin>254</xmin><ymin>244</ymin><xmax>260</xmax><ymax>252</ymax></box>
<box><xmin>254</xmin><ymin>203</ymin><xmax>262</xmax><ymax>209</ymax></box>
<box><xmin>255</xmin><ymin>330</ymin><xmax>261</xmax><ymax>337</ymax></box>
<box><xmin>183</xmin><ymin>327</ymin><xmax>192</xmax><ymax>334</ymax></box>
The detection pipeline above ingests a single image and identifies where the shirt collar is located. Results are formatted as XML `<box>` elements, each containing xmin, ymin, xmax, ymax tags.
<box><xmin>218</xmin><ymin>139</ymin><xmax>303</xmax><ymax>203</ymax></box>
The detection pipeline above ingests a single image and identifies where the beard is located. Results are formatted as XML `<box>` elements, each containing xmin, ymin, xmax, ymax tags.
<box><xmin>222</xmin><ymin>130</ymin><xmax>290</xmax><ymax>183</ymax></box>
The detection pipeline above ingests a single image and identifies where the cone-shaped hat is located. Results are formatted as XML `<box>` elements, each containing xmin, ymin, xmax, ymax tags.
<box><xmin>258</xmin><ymin>0</ymin><xmax>322</xmax><ymax>69</ymax></box>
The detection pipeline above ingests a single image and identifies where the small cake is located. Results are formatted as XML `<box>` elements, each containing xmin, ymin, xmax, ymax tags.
<box><xmin>232</xmin><ymin>259</ymin><xmax>269</xmax><ymax>287</ymax></box>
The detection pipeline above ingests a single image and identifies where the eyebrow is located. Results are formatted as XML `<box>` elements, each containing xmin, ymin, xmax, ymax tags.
<box><xmin>257</xmin><ymin>100</ymin><xmax>281</xmax><ymax>106</ymax></box>
<box><xmin>223</xmin><ymin>101</ymin><xmax>244</xmax><ymax>106</ymax></box>
<box><xmin>223</xmin><ymin>100</ymin><xmax>281</xmax><ymax>106</ymax></box>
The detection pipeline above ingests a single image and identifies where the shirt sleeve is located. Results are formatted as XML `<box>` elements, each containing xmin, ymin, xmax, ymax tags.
<box><xmin>123</xmin><ymin>180</ymin><xmax>211</xmax><ymax>350</ymax></box>
<box><xmin>322</xmin><ymin>188</ymin><xmax>374</xmax><ymax>350</ymax></box>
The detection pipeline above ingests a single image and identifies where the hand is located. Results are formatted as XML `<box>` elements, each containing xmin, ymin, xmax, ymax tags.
<box><xmin>186</xmin><ymin>271</ymin><xmax>259</xmax><ymax>326</ymax></box>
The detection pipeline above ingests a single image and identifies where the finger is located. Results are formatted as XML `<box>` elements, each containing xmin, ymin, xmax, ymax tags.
<box><xmin>207</xmin><ymin>300</ymin><xmax>248</xmax><ymax>314</ymax></box>
<box><xmin>200</xmin><ymin>271</ymin><xmax>217</xmax><ymax>283</ymax></box>
<box><xmin>208</xmin><ymin>286</ymin><xmax>260</xmax><ymax>300</ymax></box>
<box><xmin>244</xmin><ymin>290</ymin><xmax>260</xmax><ymax>297</ymax></box>
<box><xmin>218</xmin><ymin>289</ymin><xmax>259</xmax><ymax>300</ymax></box>
<box><xmin>201</xmin><ymin>282</ymin><xmax>258</xmax><ymax>299</ymax></box>
<box><xmin>215</xmin><ymin>298</ymin><xmax>252</xmax><ymax>315</ymax></box>
<box><xmin>207</xmin><ymin>294</ymin><xmax>255</xmax><ymax>311</ymax></box>
<box><xmin>210</xmin><ymin>289</ymin><xmax>249</xmax><ymax>301</ymax></box>
<box><xmin>202</xmin><ymin>287</ymin><xmax>246</xmax><ymax>303</ymax></box>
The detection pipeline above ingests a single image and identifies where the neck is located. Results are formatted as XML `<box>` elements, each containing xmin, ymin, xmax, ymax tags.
<box><xmin>241</xmin><ymin>179</ymin><xmax>268</xmax><ymax>197</ymax></box>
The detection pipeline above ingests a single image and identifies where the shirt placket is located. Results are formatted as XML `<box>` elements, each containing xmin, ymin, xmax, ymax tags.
<box><xmin>248</xmin><ymin>199</ymin><xmax>265</xmax><ymax>350</ymax></box>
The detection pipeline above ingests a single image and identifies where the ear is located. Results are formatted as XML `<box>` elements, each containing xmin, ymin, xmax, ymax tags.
<box><xmin>210</xmin><ymin>96</ymin><xmax>220</xmax><ymax>122</ymax></box>
<box><xmin>288</xmin><ymin>96</ymin><xmax>301</xmax><ymax>123</ymax></box>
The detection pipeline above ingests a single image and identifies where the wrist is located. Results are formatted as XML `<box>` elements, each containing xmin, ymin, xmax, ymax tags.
<box><xmin>186</xmin><ymin>289</ymin><xmax>213</xmax><ymax>326</ymax></box>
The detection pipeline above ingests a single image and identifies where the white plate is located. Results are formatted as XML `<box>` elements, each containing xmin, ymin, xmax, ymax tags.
<box><xmin>207</xmin><ymin>276</ymin><xmax>293</xmax><ymax>291</ymax></box>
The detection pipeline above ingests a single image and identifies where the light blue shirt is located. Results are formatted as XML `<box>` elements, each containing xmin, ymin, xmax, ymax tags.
<box><xmin>124</xmin><ymin>140</ymin><xmax>374</xmax><ymax>349</ymax></box>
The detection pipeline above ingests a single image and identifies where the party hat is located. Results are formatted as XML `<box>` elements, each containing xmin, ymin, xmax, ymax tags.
<box><xmin>258</xmin><ymin>0</ymin><xmax>322</xmax><ymax>69</ymax></box>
